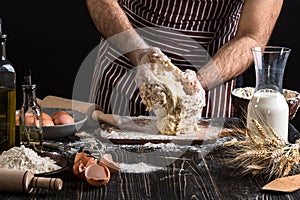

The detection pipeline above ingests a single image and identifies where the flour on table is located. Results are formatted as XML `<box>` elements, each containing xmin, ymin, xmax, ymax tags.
<box><xmin>144</xmin><ymin>142</ymin><xmax>178</xmax><ymax>149</ymax></box>
<box><xmin>0</xmin><ymin>145</ymin><xmax>61</xmax><ymax>174</ymax></box>
<box><xmin>98</xmin><ymin>122</ymin><xmax>223</xmax><ymax>144</ymax></box>
<box><xmin>120</xmin><ymin>162</ymin><xmax>165</xmax><ymax>173</ymax></box>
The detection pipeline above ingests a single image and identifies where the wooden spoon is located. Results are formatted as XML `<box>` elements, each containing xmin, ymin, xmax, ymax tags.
<box><xmin>262</xmin><ymin>174</ymin><xmax>300</xmax><ymax>193</ymax></box>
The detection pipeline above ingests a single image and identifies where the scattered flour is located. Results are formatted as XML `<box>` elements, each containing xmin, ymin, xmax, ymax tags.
<box><xmin>0</xmin><ymin>145</ymin><xmax>61</xmax><ymax>174</ymax></box>
<box><xmin>120</xmin><ymin>162</ymin><xmax>165</xmax><ymax>173</ymax></box>
<box><xmin>143</xmin><ymin>142</ymin><xmax>178</xmax><ymax>149</ymax></box>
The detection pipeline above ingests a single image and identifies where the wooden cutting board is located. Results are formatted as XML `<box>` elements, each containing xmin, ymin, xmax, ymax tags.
<box><xmin>97</xmin><ymin>126</ymin><xmax>232</xmax><ymax>145</ymax></box>
<box><xmin>94</xmin><ymin>116</ymin><xmax>235</xmax><ymax>145</ymax></box>
<box><xmin>39</xmin><ymin>95</ymin><xmax>236</xmax><ymax>144</ymax></box>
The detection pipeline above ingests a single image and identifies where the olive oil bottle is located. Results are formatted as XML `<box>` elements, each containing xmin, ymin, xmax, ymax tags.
<box><xmin>19</xmin><ymin>70</ymin><xmax>43</xmax><ymax>151</ymax></box>
<box><xmin>0</xmin><ymin>19</ymin><xmax>16</xmax><ymax>152</ymax></box>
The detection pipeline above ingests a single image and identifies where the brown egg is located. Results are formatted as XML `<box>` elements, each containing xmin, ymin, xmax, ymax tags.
<box><xmin>24</xmin><ymin>113</ymin><xmax>36</xmax><ymax>126</ymax></box>
<box><xmin>16</xmin><ymin>112</ymin><xmax>43</xmax><ymax>126</ymax></box>
<box><xmin>54</xmin><ymin>113</ymin><xmax>74</xmax><ymax>125</ymax></box>
<box><xmin>85</xmin><ymin>164</ymin><xmax>110</xmax><ymax>187</ymax></box>
<box><xmin>42</xmin><ymin>119</ymin><xmax>55</xmax><ymax>126</ymax></box>
<box><xmin>51</xmin><ymin>111</ymin><xmax>68</xmax><ymax>121</ymax></box>
<box><xmin>15</xmin><ymin>113</ymin><xmax>20</xmax><ymax>126</ymax></box>
<box><xmin>42</xmin><ymin>112</ymin><xmax>52</xmax><ymax>121</ymax></box>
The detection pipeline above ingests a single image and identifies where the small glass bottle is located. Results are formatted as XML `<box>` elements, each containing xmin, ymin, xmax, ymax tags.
<box><xmin>246</xmin><ymin>46</ymin><xmax>290</xmax><ymax>142</ymax></box>
<box><xmin>19</xmin><ymin>69</ymin><xmax>43</xmax><ymax>150</ymax></box>
<box><xmin>0</xmin><ymin>19</ymin><xmax>16</xmax><ymax>152</ymax></box>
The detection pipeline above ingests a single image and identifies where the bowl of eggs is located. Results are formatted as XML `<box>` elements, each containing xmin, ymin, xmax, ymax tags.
<box><xmin>16</xmin><ymin>108</ymin><xmax>88</xmax><ymax>140</ymax></box>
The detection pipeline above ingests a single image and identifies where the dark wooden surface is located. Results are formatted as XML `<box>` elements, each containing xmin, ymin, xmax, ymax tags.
<box><xmin>1</xmin><ymin>121</ymin><xmax>300</xmax><ymax>200</ymax></box>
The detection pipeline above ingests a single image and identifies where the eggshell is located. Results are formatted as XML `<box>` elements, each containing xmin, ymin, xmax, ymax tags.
<box><xmin>54</xmin><ymin>113</ymin><xmax>74</xmax><ymax>125</ymax></box>
<box><xmin>73</xmin><ymin>152</ymin><xmax>99</xmax><ymax>181</ymax></box>
<box><xmin>85</xmin><ymin>164</ymin><xmax>110</xmax><ymax>187</ymax></box>
<box><xmin>100</xmin><ymin>154</ymin><xmax>120</xmax><ymax>173</ymax></box>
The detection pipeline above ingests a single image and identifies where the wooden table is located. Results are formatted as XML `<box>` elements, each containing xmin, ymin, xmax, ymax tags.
<box><xmin>1</xmin><ymin>120</ymin><xmax>300</xmax><ymax>200</ymax></box>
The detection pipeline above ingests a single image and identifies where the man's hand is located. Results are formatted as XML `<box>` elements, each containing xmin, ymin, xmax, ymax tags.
<box><xmin>135</xmin><ymin>47</ymin><xmax>204</xmax><ymax>95</ymax></box>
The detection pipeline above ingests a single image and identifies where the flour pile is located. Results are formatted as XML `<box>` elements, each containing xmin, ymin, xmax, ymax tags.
<box><xmin>0</xmin><ymin>145</ymin><xmax>61</xmax><ymax>174</ymax></box>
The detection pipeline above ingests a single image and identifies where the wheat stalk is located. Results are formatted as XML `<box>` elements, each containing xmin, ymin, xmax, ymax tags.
<box><xmin>223</xmin><ymin>118</ymin><xmax>300</xmax><ymax>179</ymax></box>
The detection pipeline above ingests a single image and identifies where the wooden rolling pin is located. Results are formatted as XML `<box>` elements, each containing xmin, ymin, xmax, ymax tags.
<box><xmin>38</xmin><ymin>95</ymin><xmax>122</xmax><ymax>127</ymax></box>
<box><xmin>0</xmin><ymin>168</ymin><xmax>63</xmax><ymax>193</ymax></box>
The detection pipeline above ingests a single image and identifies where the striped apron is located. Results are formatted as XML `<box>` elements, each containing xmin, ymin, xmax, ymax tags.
<box><xmin>89</xmin><ymin>0</ymin><xmax>245</xmax><ymax>118</ymax></box>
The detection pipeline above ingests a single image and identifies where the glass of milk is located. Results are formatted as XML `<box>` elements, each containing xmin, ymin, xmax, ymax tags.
<box><xmin>246</xmin><ymin>46</ymin><xmax>291</xmax><ymax>142</ymax></box>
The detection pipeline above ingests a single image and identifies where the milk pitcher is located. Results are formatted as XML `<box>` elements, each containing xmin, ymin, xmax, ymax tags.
<box><xmin>246</xmin><ymin>46</ymin><xmax>291</xmax><ymax>142</ymax></box>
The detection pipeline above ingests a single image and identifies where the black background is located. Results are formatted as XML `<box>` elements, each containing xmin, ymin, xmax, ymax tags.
<box><xmin>1</xmin><ymin>0</ymin><xmax>300</xmax><ymax>130</ymax></box>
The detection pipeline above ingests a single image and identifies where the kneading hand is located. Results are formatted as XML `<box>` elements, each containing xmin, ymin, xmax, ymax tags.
<box><xmin>134</xmin><ymin>47</ymin><xmax>206</xmax><ymax>135</ymax></box>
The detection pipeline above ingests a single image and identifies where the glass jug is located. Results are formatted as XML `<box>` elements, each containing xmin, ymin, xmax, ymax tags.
<box><xmin>246</xmin><ymin>46</ymin><xmax>291</xmax><ymax>142</ymax></box>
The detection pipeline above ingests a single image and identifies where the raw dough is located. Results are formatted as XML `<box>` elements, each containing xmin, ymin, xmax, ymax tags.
<box><xmin>136</xmin><ymin>48</ymin><xmax>205</xmax><ymax>135</ymax></box>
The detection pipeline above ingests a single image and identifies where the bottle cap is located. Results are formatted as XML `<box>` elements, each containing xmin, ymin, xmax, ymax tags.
<box><xmin>22</xmin><ymin>69</ymin><xmax>37</xmax><ymax>91</ymax></box>
<box><xmin>24</xmin><ymin>69</ymin><xmax>32</xmax><ymax>85</ymax></box>
<box><xmin>1</xmin><ymin>34</ymin><xmax>7</xmax><ymax>39</ymax></box>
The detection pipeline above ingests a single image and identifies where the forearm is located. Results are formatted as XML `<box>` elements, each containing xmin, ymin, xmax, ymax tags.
<box><xmin>85</xmin><ymin>0</ymin><xmax>149</xmax><ymax>65</ymax></box>
<box><xmin>196</xmin><ymin>36</ymin><xmax>260</xmax><ymax>90</ymax></box>
<box><xmin>197</xmin><ymin>0</ymin><xmax>283</xmax><ymax>91</ymax></box>
<box><xmin>86</xmin><ymin>0</ymin><xmax>130</xmax><ymax>37</ymax></box>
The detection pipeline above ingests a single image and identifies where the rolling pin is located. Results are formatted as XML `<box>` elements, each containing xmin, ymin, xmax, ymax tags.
<box><xmin>38</xmin><ymin>95</ymin><xmax>122</xmax><ymax>127</ymax></box>
<box><xmin>0</xmin><ymin>168</ymin><xmax>63</xmax><ymax>193</ymax></box>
